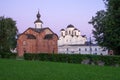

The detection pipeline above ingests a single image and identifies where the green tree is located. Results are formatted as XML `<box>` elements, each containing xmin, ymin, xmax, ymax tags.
<box><xmin>89</xmin><ymin>0</ymin><xmax>120</xmax><ymax>55</ymax></box>
<box><xmin>0</xmin><ymin>16</ymin><xmax>18</xmax><ymax>52</ymax></box>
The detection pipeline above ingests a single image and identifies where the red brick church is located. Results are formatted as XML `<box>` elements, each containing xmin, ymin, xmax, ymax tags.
<box><xmin>17</xmin><ymin>11</ymin><xmax>58</xmax><ymax>56</ymax></box>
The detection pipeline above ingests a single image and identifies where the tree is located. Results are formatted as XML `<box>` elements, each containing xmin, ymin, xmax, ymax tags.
<box><xmin>0</xmin><ymin>16</ymin><xmax>18</xmax><ymax>52</ymax></box>
<box><xmin>89</xmin><ymin>0</ymin><xmax>120</xmax><ymax>55</ymax></box>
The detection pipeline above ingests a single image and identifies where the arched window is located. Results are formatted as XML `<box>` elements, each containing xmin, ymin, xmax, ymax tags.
<box><xmin>69</xmin><ymin>30</ymin><xmax>71</xmax><ymax>35</ymax></box>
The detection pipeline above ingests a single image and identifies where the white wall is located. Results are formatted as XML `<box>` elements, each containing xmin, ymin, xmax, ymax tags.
<box><xmin>35</xmin><ymin>22</ymin><xmax>42</xmax><ymax>28</ymax></box>
<box><xmin>58</xmin><ymin>45</ymin><xmax>108</xmax><ymax>55</ymax></box>
<box><xmin>58</xmin><ymin>26</ymin><xmax>87</xmax><ymax>46</ymax></box>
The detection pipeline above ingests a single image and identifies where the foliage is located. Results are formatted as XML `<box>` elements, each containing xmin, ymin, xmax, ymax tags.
<box><xmin>0</xmin><ymin>16</ymin><xmax>18</xmax><ymax>52</ymax></box>
<box><xmin>89</xmin><ymin>10</ymin><xmax>106</xmax><ymax>46</ymax></box>
<box><xmin>24</xmin><ymin>53</ymin><xmax>120</xmax><ymax>66</ymax></box>
<box><xmin>0</xmin><ymin>52</ymin><xmax>17</xmax><ymax>59</ymax></box>
<box><xmin>89</xmin><ymin>0</ymin><xmax>120</xmax><ymax>55</ymax></box>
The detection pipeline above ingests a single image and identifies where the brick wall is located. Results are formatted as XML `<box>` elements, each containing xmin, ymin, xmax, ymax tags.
<box><xmin>17</xmin><ymin>28</ymin><xmax>58</xmax><ymax>56</ymax></box>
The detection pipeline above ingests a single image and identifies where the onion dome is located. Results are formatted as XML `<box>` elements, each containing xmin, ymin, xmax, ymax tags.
<box><xmin>34</xmin><ymin>11</ymin><xmax>43</xmax><ymax>23</ymax></box>
<box><xmin>37</xmin><ymin>11</ymin><xmax>41</xmax><ymax>18</ymax></box>
<box><xmin>67</xmin><ymin>24</ymin><xmax>74</xmax><ymax>28</ymax></box>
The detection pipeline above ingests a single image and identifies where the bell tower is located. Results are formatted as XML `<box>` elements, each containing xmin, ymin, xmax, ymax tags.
<box><xmin>34</xmin><ymin>11</ymin><xmax>43</xmax><ymax>29</ymax></box>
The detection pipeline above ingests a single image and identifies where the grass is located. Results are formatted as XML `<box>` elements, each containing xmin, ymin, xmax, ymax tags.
<box><xmin>0</xmin><ymin>59</ymin><xmax>120</xmax><ymax>80</ymax></box>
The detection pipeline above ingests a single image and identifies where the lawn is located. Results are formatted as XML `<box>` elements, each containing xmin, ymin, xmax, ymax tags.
<box><xmin>0</xmin><ymin>59</ymin><xmax>120</xmax><ymax>80</ymax></box>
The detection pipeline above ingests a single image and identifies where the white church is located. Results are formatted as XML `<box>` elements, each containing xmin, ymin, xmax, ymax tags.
<box><xmin>58</xmin><ymin>24</ymin><xmax>87</xmax><ymax>45</ymax></box>
<box><xmin>58</xmin><ymin>24</ymin><xmax>108</xmax><ymax>55</ymax></box>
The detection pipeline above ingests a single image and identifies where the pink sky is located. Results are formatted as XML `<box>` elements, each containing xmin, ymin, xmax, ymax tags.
<box><xmin>0</xmin><ymin>0</ymin><xmax>105</xmax><ymax>39</ymax></box>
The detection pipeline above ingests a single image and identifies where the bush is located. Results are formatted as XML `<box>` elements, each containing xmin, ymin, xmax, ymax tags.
<box><xmin>0</xmin><ymin>52</ymin><xmax>17</xmax><ymax>59</ymax></box>
<box><xmin>24</xmin><ymin>53</ymin><xmax>120</xmax><ymax>66</ymax></box>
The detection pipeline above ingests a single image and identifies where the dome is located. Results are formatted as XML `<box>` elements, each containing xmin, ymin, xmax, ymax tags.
<box><xmin>82</xmin><ymin>35</ymin><xmax>86</xmax><ymax>37</ymax></box>
<box><xmin>67</xmin><ymin>24</ymin><xmax>74</xmax><ymax>28</ymax></box>
<box><xmin>60</xmin><ymin>29</ymin><xmax>65</xmax><ymax>31</ymax></box>
<box><xmin>74</xmin><ymin>28</ymin><xmax>78</xmax><ymax>30</ymax></box>
<box><xmin>37</xmin><ymin>11</ymin><xmax>41</xmax><ymax>18</ymax></box>
<box><xmin>34</xmin><ymin>11</ymin><xmax>43</xmax><ymax>24</ymax></box>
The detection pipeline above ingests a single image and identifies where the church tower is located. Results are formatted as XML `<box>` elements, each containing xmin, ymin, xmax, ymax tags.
<box><xmin>34</xmin><ymin>11</ymin><xmax>43</xmax><ymax>29</ymax></box>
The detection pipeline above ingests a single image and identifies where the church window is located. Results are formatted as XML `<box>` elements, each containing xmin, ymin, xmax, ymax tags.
<box><xmin>26</xmin><ymin>34</ymin><xmax>36</xmax><ymax>39</ymax></box>
<box><xmin>79</xmin><ymin>48</ymin><xmax>81</xmax><ymax>51</ymax></box>
<box><xmin>95</xmin><ymin>48</ymin><xmax>97</xmax><ymax>51</ymax></box>
<box><xmin>90</xmin><ymin>48</ymin><xmax>92</xmax><ymax>51</ymax></box>
<box><xmin>69</xmin><ymin>31</ymin><xmax>71</xmax><ymax>35</ymax></box>
<box><xmin>85</xmin><ymin>48</ymin><xmax>87</xmax><ymax>51</ymax></box>
<box><xmin>67</xmin><ymin>48</ymin><xmax>69</xmax><ymax>54</ymax></box>
<box><xmin>65</xmin><ymin>31</ymin><xmax>67</xmax><ymax>35</ymax></box>
<box><xmin>67</xmin><ymin>48</ymin><xmax>68</xmax><ymax>51</ymax></box>
<box><xmin>75</xmin><ymin>32</ymin><xmax>76</xmax><ymax>36</ymax></box>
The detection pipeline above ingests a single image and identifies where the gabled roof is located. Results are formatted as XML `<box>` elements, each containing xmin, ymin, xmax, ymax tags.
<box><xmin>21</xmin><ymin>27</ymin><xmax>54</xmax><ymax>34</ymax></box>
<box><xmin>18</xmin><ymin>27</ymin><xmax>58</xmax><ymax>40</ymax></box>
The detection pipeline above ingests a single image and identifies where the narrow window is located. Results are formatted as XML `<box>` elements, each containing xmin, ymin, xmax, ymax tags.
<box><xmin>85</xmin><ymin>48</ymin><xmax>87</xmax><ymax>51</ymax></box>
<box><xmin>95</xmin><ymin>48</ymin><xmax>97</xmax><ymax>51</ymax></box>
<box><xmin>79</xmin><ymin>48</ymin><xmax>81</xmax><ymax>51</ymax></box>
<box><xmin>75</xmin><ymin>32</ymin><xmax>77</xmax><ymax>36</ymax></box>
<box><xmin>90</xmin><ymin>48</ymin><xmax>92</xmax><ymax>51</ymax></box>
<box><xmin>69</xmin><ymin>31</ymin><xmax>70</xmax><ymax>35</ymax></box>
<box><xmin>61</xmin><ymin>32</ymin><xmax>64</xmax><ymax>36</ymax></box>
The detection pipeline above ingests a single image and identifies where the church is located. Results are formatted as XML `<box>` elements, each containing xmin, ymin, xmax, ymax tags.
<box><xmin>58</xmin><ymin>24</ymin><xmax>87</xmax><ymax>46</ymax></box>
<box><xmin>58</xmin><ymin>25</ymin><xmax>108</xmax><ymax>55</ymax></box>
<box><xmin>17</xmin><ymin>12</ymin><xmax>58</xmax><ymax>56</ymax></box>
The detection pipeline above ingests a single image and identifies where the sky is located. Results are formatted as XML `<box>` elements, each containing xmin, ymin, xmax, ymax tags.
<box><xmin>0</xmin><ymin>0</ymin><xmax>105</xmax><ymax>39</ymax></box>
